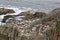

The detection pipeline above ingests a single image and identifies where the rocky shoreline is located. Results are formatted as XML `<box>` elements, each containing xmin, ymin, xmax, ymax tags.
<box><xmin>0</xmin><ymin>8</ymin><xmax>60</xmax><ymax>40</ymax></box>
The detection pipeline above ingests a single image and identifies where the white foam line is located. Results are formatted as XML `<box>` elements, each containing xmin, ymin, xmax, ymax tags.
<box><xmin>0</xmin><ymin>7</ymin><xmax>27</xmax><ymax>25</ymax></box>
<box><xmin>4</xmin><ymin>7</ymin><xmax>27</xmax><ymax>15</ymax></box>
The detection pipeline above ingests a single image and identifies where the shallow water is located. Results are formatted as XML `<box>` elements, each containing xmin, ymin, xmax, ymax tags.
<box><xmin>0</xmin><ymin>0</ymin><xmax>60</xmax><ymax>13</ymax></box>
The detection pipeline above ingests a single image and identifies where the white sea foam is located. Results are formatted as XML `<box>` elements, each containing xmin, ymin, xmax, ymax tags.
<box><xmin>0</xmin><ymin>5</ymin><xmax>37</xmax><ymax>25</ymax></box>
<box><xmin>0</xmin><ymin>15</ymin><xmax>5</xmax><ymax>21</ymax></box>
<box><xmin>0</xmin><ymin>15</ymin><xmax>6</xmax><ymax>25</ymax></box>
<box><xmin>0</xmin><ymin>4</ymin><xmax>38</xmax><ymax>13</ymax></box>
<box><xmin>3</xmin><ymin>7</ymin><xmax>27</xmax><ymax>15</ymax></box>
<box><xmin>15</xmin><ymin>16</ymin><xmax>25</xmax><ymax>21</ymax></box>
<box><xmin>0</xmin><ymin>7</ymin><xmax>27</xmax><ymax>25</ymax></box>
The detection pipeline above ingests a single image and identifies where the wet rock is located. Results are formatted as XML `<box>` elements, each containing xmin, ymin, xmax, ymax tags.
<box><xmin>0</xmin><ymin>8</ymin><xmax>15</xmax><ymax>15</ymax></box>
<box><xmin>18</xmin><ymin>11</ymin><xmax>34</xmax><ymax>20</ymax></box>
<box><xmin>2</xmin><ymin>15</ymin><xmax>15</xmax><ymax>23</ymax></box>
<box><xmin>33</xmin><ymin>12</ymin><xmax>47</xmax><ymax>18</ymax></box>
<box><xmin>50</xmin><ymin>8</ymin><xmax>60</xmax><ymax>15</ymax></box>
<box><xmin>18</xmin><ymin>11</ymin><xmax>32</xmax><ymax>16</ymax></box>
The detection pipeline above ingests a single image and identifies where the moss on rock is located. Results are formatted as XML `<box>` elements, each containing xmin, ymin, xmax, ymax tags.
<box><xmin>18</xmin><ymin>11</ymin><xmax>32</xmax><ymax>16</ymax></box>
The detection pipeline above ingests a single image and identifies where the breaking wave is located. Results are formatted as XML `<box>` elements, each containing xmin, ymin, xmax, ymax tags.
<box><xmin>0</xmin><ymin>5</ymin><xmax>36</xmax><ymax>25</ymax></box>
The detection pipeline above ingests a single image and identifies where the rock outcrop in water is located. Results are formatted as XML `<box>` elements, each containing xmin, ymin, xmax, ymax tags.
<box><xmin>0</xmin><ymin>8</ymin><xmax>15</xmax><ymax>15</ymax></box>
<box><xmin>2</xmin><ymin>15</ymin><xmax>15</xmax><ymax>23</ymax></box>
<box><xmin>0</xmin><ymin>10</ymin><xmax>47</xmax><ymax>23</ymax></box>
<box><xmin>0</xmin><ymin>8</ymin><xmax>26</xmax><ymax>23</ymax></box>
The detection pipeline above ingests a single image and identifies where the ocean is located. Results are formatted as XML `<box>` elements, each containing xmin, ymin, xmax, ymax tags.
<box><xmin>0</xmin><ymin>0</ymin><xmax>60</xmax><ymax>13</ymax></box>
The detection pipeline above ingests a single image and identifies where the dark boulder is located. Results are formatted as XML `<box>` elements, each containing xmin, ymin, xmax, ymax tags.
<box><xmin>0</xmin><ymin>8</ymin><xmax>15</xmax><ymax>15</ymax></box>
<box><xmin>50</xmin><ymin>8</ymin><xmax>60</xmax><ymax>15</ymax></box>
<box><xmin>17</xmin><ymin>11</ymin><xmax>32</xmax><ymax>16</ymax></box>
<box><xmin>17</xmin><ymin>11</ymin><xmax>34</xmax><ymax>20</ymax></box>
<box><xmin>41</xmin><ymin>8</ymin><xmax>60</xmax><ymax>22</ymax></box>
<box><xmin>33</xmin><ymin>12</ymin><xmax>47</xmax><ymax>18</ymax></box>
<box><xmin>49</xmin><ymin>8</ymin><xmax>60</xmax><ymax>21</ymax></box>
<box><xmin>2</xmin><ymin>15</ymin><xmax>15</xmax><ymax>23</ymax></box>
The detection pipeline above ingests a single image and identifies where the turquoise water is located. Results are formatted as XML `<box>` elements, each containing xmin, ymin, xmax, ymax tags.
<box><xmin>0</xmin><ymin>0</ymin><xmax>60</xmax><ymax>13</ymax></box>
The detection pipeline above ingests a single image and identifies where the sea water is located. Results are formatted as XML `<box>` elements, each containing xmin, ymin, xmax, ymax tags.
<box><xmin>0</xmin><ymin>0</ymin><xmax>60</xmax><ymax>13</ymax></box>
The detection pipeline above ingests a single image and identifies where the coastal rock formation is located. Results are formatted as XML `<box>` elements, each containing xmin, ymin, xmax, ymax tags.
<box><xmin>47</xmin><ymin>8</ymin><xmax>60</xmax><ymax>21</ymax></box>
<box><xmin>33</xmin><ymin>12</ymin><xmax>47</xmax><ymax>18</ymax></box>
<box><xmin>50</xmin><ymin>8</ymin><xmax>60</xmax><ymax>15</ymax></box>
<box><xmin>2</xmin><ymin>15</ymin><xmax>15</xmax><ymax>23</ymax></box>
<box><xmin>18</xmin><ymin>11</ymin><xmax>47</xmax><ymax>20</ymax></box>
<box><xmin>0</xmin><ymin>8</ymin><xmax>26</xmax><ymax>23</ymax></box>
<box><xmin>18</xmin><ymin>11</ymin><xmax>32</xmax><ymax>16</ymax></box>
<box><xmin>0</xmin><ymin>8</ymin><xmax>15</xmax><ymax>23</ymax></box>
<box><xmin>0</xmin><ymin>8</ymin><xmax>15</xmax><ymax>15</ymax></box>
<box><xmin>0</xmin><ymin>8</ymin><xmax>60</xmax><ymax>40</ymax></box>
<box><xmin>17</xmin><ymin>11</ymin><xmax>33</xmax><ymax>20</ymax></box>
<box><xmin>31</xmin><ymin>8</ymin><xmax>60</xmax><ymax>26</ymax></box>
